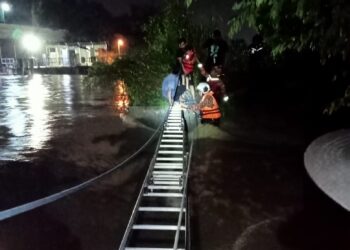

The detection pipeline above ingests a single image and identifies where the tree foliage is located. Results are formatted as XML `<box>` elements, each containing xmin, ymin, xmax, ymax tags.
<box><xmin>229</xmin><ymin>0</ymin><xmax>350</xmax><ymax>62</ymax></box>
<box><xmin>85</xmin><ymin>49</ymin><xmax>170</xmax><ymax>106</ymax></box>
<box><xmin>7</xmin><ymin>0</ymin><xmax>158</xmax><ymax>41</ymax></box>
<box><xmin>85</xmin><ymin>1</ymin><xmax>206</xmax><ymax>106</ymax></box>
<box><xmin>227</xmin><ymin>0</ymin><xmax>350</xmax><ymax>113</ymax></box>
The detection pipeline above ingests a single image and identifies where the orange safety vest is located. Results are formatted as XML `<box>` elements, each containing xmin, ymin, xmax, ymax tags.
<box><xmin>199</xmin><ymin>91</ymin><xmax>221</xmax><ymax>120</ymax></box>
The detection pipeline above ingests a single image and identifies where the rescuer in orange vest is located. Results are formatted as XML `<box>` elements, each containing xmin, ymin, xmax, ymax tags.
<box><xmin>198</xmin><ymin>63</ymin><xmax>228</xmax><ymax>104</ymax></box>
<box><xmin>192</xmin><ymin>82</ymin><xmax>222</xmax><ymax>125</ymax></box>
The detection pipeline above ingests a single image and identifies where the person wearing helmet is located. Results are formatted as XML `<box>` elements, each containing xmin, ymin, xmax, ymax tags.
<box><xmin>192</xmin><ymin>82</ymin><xmax>222</xmax><ymax>125</ymax></box>
<box><xmin>176</xmin><ymin>38</ymin><xmax>198</xmax><ymax>98</ymax></box>
<box><xmin>198</xmin><ymin>64</ymin><xmax>228</xmax><ymax>104</ymax></box>
<box><xmin>181</xmin><ymin>45</ymin><xmax>197</xmax><ymax>98</ymax></box>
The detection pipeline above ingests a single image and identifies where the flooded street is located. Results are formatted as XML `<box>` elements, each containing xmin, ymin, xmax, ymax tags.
<box><xmin>0</xmin><ymin>74</ymin><xmax>110</xmax><ymax>160</ymax></box>
<box><xmin>0</xmin><ymin>74</ymin><xmax>164</xmax><ymax>250</ymax></box>
<box><xmin>1</xmin><ymin>75</ymin><xmax>349</xmax><ymax>250</ymax></box>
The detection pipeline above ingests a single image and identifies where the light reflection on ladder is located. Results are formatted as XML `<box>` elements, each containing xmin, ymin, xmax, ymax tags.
<box><xmin>119</xmin><ymin>103</ymin><xmax>192</xmax><ymax>250</ymax></box>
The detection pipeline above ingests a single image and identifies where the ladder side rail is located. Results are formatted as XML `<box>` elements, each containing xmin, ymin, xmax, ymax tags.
<box><xmin>183</xmin><ymin>110</ymin><xmax>197</xmax><ymax>250</ymax></box>
<box><xmin>173</xmin><ymin>112</ymin><xmax>195</xmax><ymax>250</ymax></box>
<box><xmin>118</xmin><ymin>110</ymin><xmax>169</xmax><ymax>250</ymax></box>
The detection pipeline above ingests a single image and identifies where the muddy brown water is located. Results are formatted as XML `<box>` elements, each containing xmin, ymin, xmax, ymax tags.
<box><xmin>0</xmin><ymin>75</ymin><xmax>165</xmax><ymax>250</ymax></box>
<box><xmin>1</xmin><ymin>75</ymin><xmax>350</xmax><ymax>250</ymax></box>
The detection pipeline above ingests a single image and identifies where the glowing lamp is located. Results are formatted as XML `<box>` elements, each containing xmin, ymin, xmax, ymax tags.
<box><xmin>21</xmin><ymin>34</ymin><xmax>42</xmax><ymax>53</ymax></box>
<box><xmin>1</xmin><ymin>2</ymin><xmax>10</xmax><ymax>12</ymax></box>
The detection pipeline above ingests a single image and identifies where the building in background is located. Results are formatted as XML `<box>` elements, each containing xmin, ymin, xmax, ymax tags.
<box><xmin>42</xmin><ymin>42</ymin><xmax>107</xmax><ymax>68</ymax></box>
<box><xmin>0</xmin><ymin>23</ymin><xmax>66</xmax><ymax>73</ymax></box>
<box><xmin>0</xmin><ymin>23</ymin><xmax>108</xmax><ymax>74</ymax></box>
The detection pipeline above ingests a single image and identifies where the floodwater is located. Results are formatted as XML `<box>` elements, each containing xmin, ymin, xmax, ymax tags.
<box><xmin>2</xmin><ymin>74</ymin><xmax>349</xmax><ymax>250</ymax></box>
<box><xmin>0</xmin><ymin>74</ymin><xmax>110</xmax><ymax>160</ymax></box>
<box><xmin>0</xmin><ymin>74</ymin><xmax>163</xmax><ymax>250</ymax></box>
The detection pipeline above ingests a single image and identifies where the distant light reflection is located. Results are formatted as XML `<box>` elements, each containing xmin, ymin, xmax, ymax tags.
<box><xmin>62</xmin><ymin>74</ymin><xmax>73</xmax><ymax>109</ymax></box>
<box><xmin>5</xmin><ymin>82</ymin><xmax>26</xmax><ymax>137</ymax></box>
<box><xmin>27</xmin><ymin>74</ymin><xmax>51</xmax><ymax>149</ymax></box>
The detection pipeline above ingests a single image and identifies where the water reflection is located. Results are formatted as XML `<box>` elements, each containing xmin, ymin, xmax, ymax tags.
<box><xmin>113</xmin><ymin>80</ymin><xmax>129</xmax><ymax>115</ymax></box>
<box><xmin>0</xmin><ymin>74</ymin><xmax>101</xmax><ymax>160</ymax></box>
<box><xmin>62</xmin><ymin>75</ymin><xmax>73</xmax><ymax>108</ymax></box>
<box><xmin>27</xmin><ymin>75</ymin><xmax>50</xmax><ymax>149</ymax></box>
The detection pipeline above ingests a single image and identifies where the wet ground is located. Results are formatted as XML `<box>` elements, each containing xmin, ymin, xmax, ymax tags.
<box><xmin>1</xmin><ymin>74</ymin><xmax>350</xmax><ymax>250</ymax></box>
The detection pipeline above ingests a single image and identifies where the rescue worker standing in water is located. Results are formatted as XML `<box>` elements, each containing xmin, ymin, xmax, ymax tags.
<box><xmin>189</xmin><ymin>82</ymin><xmax>221</xmax><ymax>126</ymax></box>
<box><xmin>198</xmin><ymin>64</ymin><xmax>228</xmax><ymax>105</ymax></box>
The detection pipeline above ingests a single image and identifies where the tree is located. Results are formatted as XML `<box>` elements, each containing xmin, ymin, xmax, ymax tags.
<box><xmin>229</xmin><ymin>0</ymin><xmax>350</xmax><ymax>113</ymax></box>
<box><xmin>86</xmin><ymin>1</ymin><xmax>208</xmax><ymax>106</ymax></box>
<box><xmin>229</xmin><ymin>0</ymin><xmax>350</xmax><ymax>61</ymax></box>
<box><xmin>187</xmin><ymin>0</ymin><xmax>350</xmax><ymax>113</ymax></box>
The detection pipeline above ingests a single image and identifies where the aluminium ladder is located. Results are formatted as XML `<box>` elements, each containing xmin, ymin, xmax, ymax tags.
<box><xmin>119</xmin><ymin>103</ymin><xmax>191</xmax><ymax>250</ymax></box>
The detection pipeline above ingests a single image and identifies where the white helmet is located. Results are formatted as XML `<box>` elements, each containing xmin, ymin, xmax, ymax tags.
<box><xmin>196</xmin><ymin>82</ymin><xmax>210</xmax><ymax>94</ymax></box>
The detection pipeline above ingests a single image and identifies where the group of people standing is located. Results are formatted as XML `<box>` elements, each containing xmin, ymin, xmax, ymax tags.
<box><xmin>162</xmin><ymin>29</ymin><xmax>229</xmax><ymax>125</ymax></box>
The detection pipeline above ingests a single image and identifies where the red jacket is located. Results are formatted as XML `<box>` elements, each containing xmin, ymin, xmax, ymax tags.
<box><xmin>182</xmin><ymin>50</ymin><xmax>196</xmax><ymax>75</ymax></box>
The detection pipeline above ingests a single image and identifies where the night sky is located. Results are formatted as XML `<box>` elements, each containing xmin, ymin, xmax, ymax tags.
<box><xmin>92</xmin><ymin>0</ymin><xmax>164</xmax><ymax>16</ymax></box>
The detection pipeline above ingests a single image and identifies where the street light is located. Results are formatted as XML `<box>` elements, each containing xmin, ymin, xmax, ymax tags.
<box><xmin>21</xmin><ymin>34</ymin><xmax>42</xmax><ymax>53</ymax></box>
<box><xmin>1</xmin><ymin>2</ymin><xmax>11</xmax><ymax>23</ymax></box>
<box><xmin>117</xmin><ymin>39</ymin><xmax>124</xmax><ymax>58</ymax></box>
<box><xmin>21</xmin><ymin>34</ymin><xmax>42</xmax><ymax>75</ymax></box>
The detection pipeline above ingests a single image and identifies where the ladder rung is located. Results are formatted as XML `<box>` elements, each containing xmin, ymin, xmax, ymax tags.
<box><xmin>152</xmin><ymin>178</ymin><xmax>182</xmax><ymax>182</ymax></box>
<box><xmin>158</xmin><ymin>150</ymin><xmax>183</xmax><ymax>154</ymax></box>
<box><xmin>147</xmin><ymin>185</ymin><xmax>182</xmax><ymax>190</ymax></box>
<box><xmin>162</xmin><ymin>134</ymin><xmax>183</xmax><ymax>138</ymax></box>
<box><xmin>132</xmin><ymin>225</ymin><xmax>186</xmax><ymax>231</ymax></box>
<box><xmin>153</xmin><ymin>171</ymin><xmax>183</xmax><ymax>175</ymax></box>
<box><xmin>143</xmin><ymin>192</ymin><xmax>183</xmax><ymax>197</ymax></box>
<box><xmin>156</xmin><ymin>157</ymin><xmax>183</xmax><ymax>161</ymax></box>
<box><xmin>161</xmin><ymin>139</ymin><xmax>183</xmax><ymax>143</ymax></box>
<box><xmin>153</xmin><ymin>180</ymin><xmax>180</xmax><ymax>185</ymax></box>
<box><xmin>154</xmin><ymin>162</ymin><xmax>183</xmax><ymax>165</ymax></box>
<box><xmin>167</xmin><ymin>119</ymin><xmax>182</xmax><ymax>121</ymax></box>
<box><xmin>154</xmin><ymin>165</ymin><xmax>183</xmax><ymax>169</ymax></box>
<box><xmin>152</xmin><ymin>177</ymin><xmax>181</xmax><ymax>181</ymax></box>
<box><xmin>160</xmin><ymin>144</ymin><xmax>183</xmax><ymax>148</ymax></box>
<box><xmin>164</xmin><ymin>130</ymin><xmax>183</xmax><ymax>134</ymax></box>
<box><xmin>166</xmin><ymin>120</ymin><xmax>182</xmax><ymax>122</ymax></box>
<box><xmin>139</xmin><ymin>207</ymin><xmax>186</xmax><ymax>212</ymax></box>
<box><xmin>166</xmin><ymin>124</ymin><xmax>182</xmax><ymax>126</ymax></box>
<box><xmin>164</xmin><ymin>130</ymin><xmax>182</xmax><ymax>133</ymax></box>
